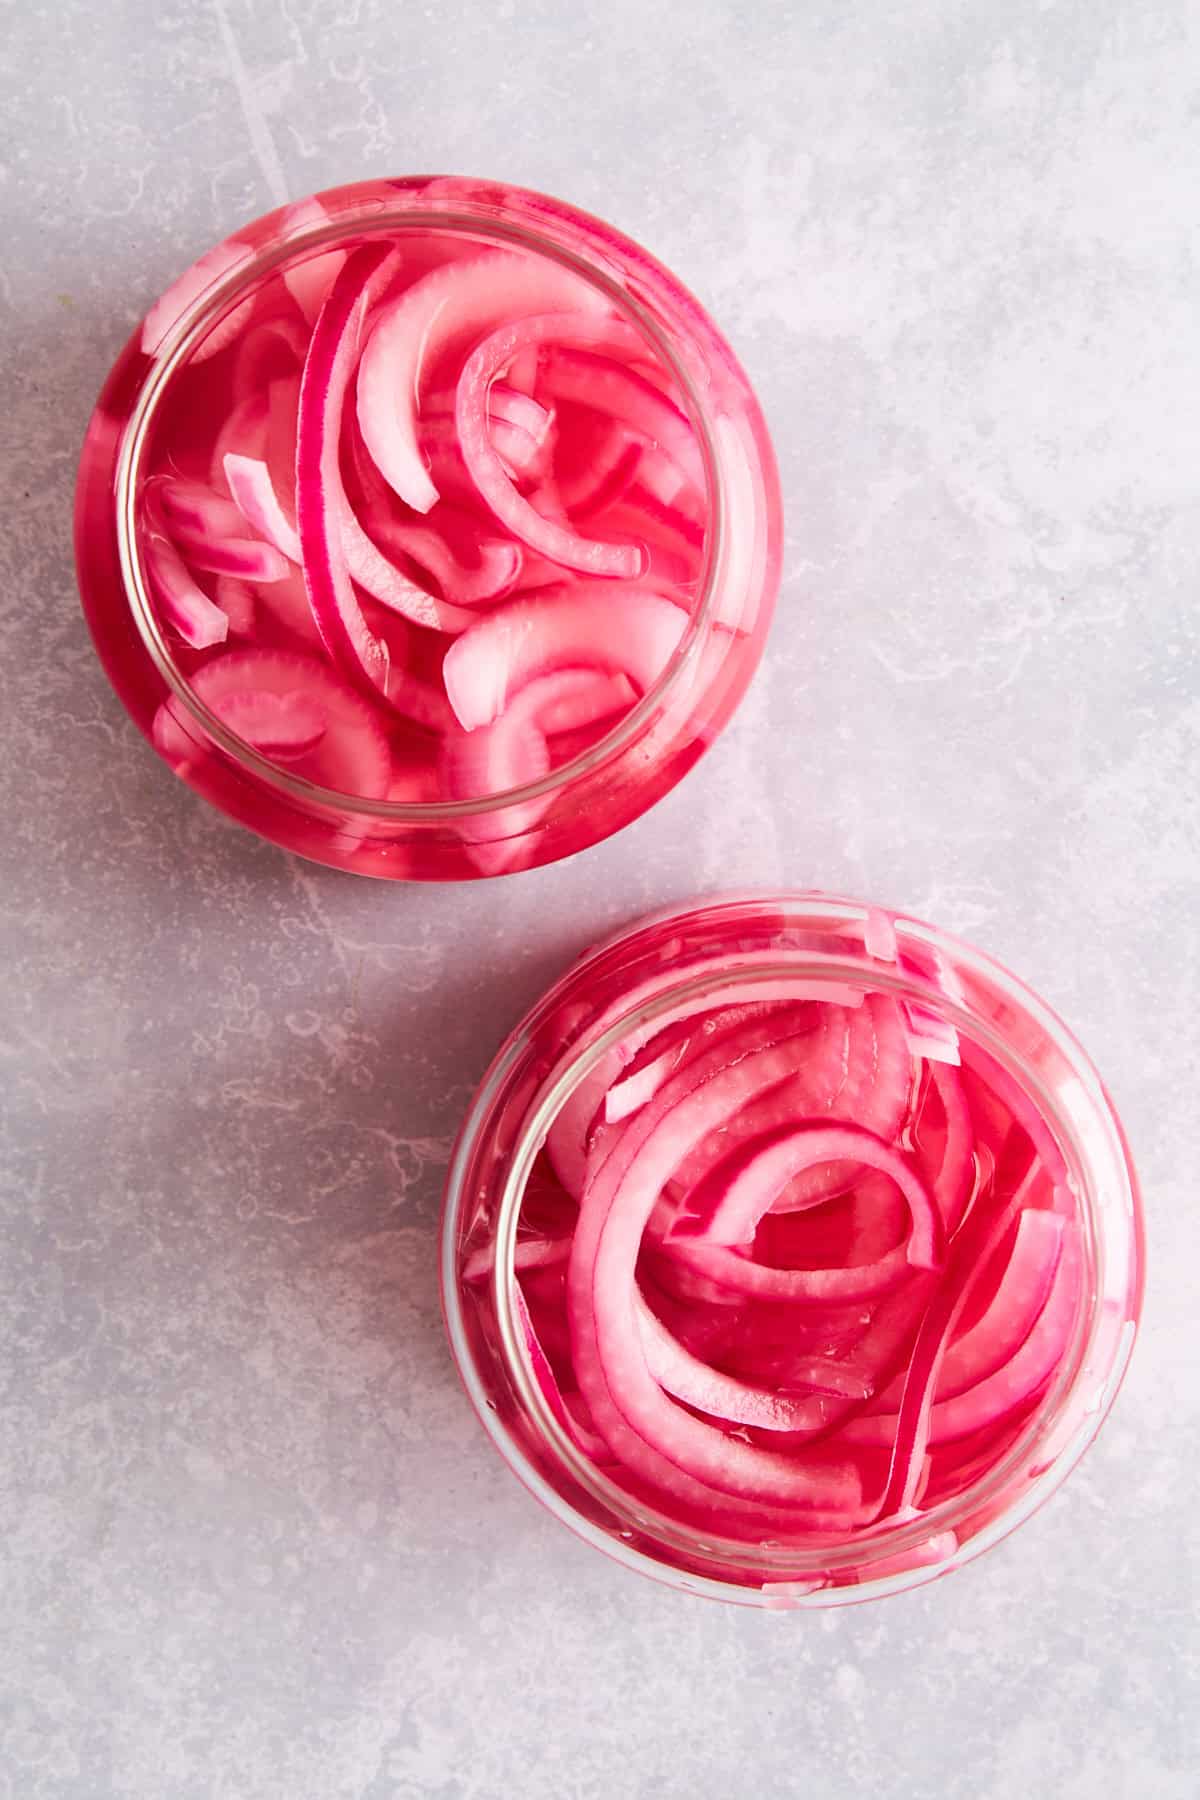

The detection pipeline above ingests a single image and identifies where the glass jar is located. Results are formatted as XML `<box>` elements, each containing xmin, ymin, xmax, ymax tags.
<box><xmin>75</xmin><ymin>176</ymin><xmax>782</xmax><ymax>879</ymax></box>
<box><xmin>440</xmin><ymin>893</ymin><xmax>1143</xmax><ymax>1606</ymax></box>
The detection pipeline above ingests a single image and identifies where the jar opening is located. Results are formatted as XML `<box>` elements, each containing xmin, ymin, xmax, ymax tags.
<box><xmin>114</xmin><ymin>191</ymin><xmax>728</xmax><ymax>819</ymax></box>
<box><xmin>441</xmin><ymin>896</ymin><xmax>1143</xmax><ymax>1603</ymax></box>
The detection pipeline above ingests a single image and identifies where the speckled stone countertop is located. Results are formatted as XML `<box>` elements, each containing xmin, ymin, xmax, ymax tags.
<box><xmin>2</xmin><ymin>3</ymin><xmax>1197</xmax><ymax>1795</ymax></box>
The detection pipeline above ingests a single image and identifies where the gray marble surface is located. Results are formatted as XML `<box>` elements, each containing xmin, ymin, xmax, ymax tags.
<box><xmin>2</xmin><ymin>1</ymin><xmax>1197</xmax><ymax>1795</ymax></box>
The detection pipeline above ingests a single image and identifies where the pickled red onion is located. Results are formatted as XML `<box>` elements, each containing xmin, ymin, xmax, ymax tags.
<box><xmin>443</xmin><ymin>587</ymin><xmax>688</xmax><ymax>732</ymax></box>
<box><xmin>152</xmin><ymin>647</ymin><xmax>391</xmax><ymax>796</ymax></box>
<box><xmin>476</xmin><ymin>969</ymin><xmax>1086</xmax><ymax>1543</ymax></box>
<box><xmin>356</xmin><ymin>249</ymin><xmax>607</xmax><ymax>513</ymax></box>
<box><xmin>142</xmin><ymin>494</ymin><xmax>230</xmax><ymax>650</ymax></box>
<box><xmin>295</xmin><ymin>243</ymin><xmax>397</xmax><ymax>697</ymax></box>
<box><xmin>455</xmin><ymin>315</ymin><xmax>654</xmax><ymax>577</ymax></box>
<box><xmin>134</xmin><ymin>204</ymin><xmax>760</xmax><ymax>839</ymax></box>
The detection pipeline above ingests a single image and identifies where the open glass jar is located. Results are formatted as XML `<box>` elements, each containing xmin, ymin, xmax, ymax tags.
<box><xmin>441</xmin><ymin>893</ymin><xmax>1143</xmax><ymax>1606</ymax></box>
<box><xmin>75</xmin><ymin>177</ymin><xmax>781</xmax><ymax>879</ymax></box>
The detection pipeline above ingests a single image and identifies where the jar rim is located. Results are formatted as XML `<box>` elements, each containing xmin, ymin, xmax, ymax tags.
<box><xmin>113</xmin><ymin>177</ymin><xmax>730</xmax><ymax>819</ymax></box>
<box><xmin>440</xmin><ymin>892</ymin><xmax>1144</xmax><ymax>1605</ymax></box>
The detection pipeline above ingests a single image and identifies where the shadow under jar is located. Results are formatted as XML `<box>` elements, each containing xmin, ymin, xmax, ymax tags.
<box><xmin>75</xmin><ymin>176</ymin><xmax>782</xmax><ymax>879</ymax></box>
<box><xmin>441</xmin><ymin>894</ymin><xmax>1143</xmax><ymax>1606</ymax></box>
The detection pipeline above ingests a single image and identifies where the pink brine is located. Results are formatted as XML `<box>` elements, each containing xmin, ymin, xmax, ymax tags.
<box><xmin>442</xmin><ymin>896</ymin><xmax>1143</xmax><ymax>1603</ymax></box>
<box><xmin>76</xmin><ymin>177</ymin><xmax>782</xmax><ymax>878</ymax></box>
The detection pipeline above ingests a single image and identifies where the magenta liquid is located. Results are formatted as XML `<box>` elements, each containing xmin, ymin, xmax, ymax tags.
<box><xmin>76</xmin><ymin>179</ymin><xmax>782</xmax><ymax>879</ymax></box>
<box><xmin>443</xmin><ymin>896</ymin><xmax>1143</xmax><ymax>1602</ymax></box>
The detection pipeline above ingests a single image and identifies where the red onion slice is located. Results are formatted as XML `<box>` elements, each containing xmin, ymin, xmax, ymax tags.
<box><xmin>538</xmin><ymin>347</ymin><xmax>704</xmax><ymax>489</ymax></box>
<box><xmin>664</xmin><ymin>1235</ymin><xmax>918</xmax><ymax>1305</ymax></box>
<box><xmin>356</xmin><ymin>249</ymin><xmax>607</xmax><ymax>513</ymax></box>
<box><xmin>425</xmin><ymin>382</ymin><xmax>556</xmax><ymax>479</ymax></box>
<box><xmin>513</xmin><ymin>1283</ymin><xmax>602</xmax><ymax>1461</ymax></box>
<box><xmin>636</xmin><ymin>1290</ymin><xmax>868</xmax><ymax>1432</ymax></box>
<box><xmin>920</xmin><ymin>1232</ymin><xmax>1081</xmax><ymax>1445</ymax></box>
<box><xmin>204</xmin><ymin>688</ymin><xmax>327</xmax><ymax>761</ymax></box>
<box><xmin>279</xmin><ymin>197</ymin><xmax>349</xmax><ymax>325</ymax></box>
<box><xmin>603</xmin><ymin>1034</ymin><xmax>694</xmax><ymax>1124</ymax></box>
<box><xmin>442</xmin><ymin>586</ymin><xmax>688</xmax><ymax>732</ymax></box>
<box><xmin>141</xmin><ymin>236</ymin><xmax>255</xmax><ymax>362</ymax></box>
<box><xmin>373</xmin><ymin>512</ymin><xmax>522</xmax><ymax>609</ymax></box>
<box><xmin>295</xmin><ymin>243</ymin><xmax>402</xmax><ymax>698</ymax></box>
<box><xmin>439</xmin><ymin>668</ymin><xmax>634</xmax><ymax>874</ymax></box>
<box><xmin>545</xmin><ymin>985</ymin><xmax>851</xmax><ymax>1202</ymax></box>
<box><xmin>287</xmin><ymin>304</ymin><xmax>483</xmax><ymax>640</ymax></box>
<box><xmin>845</xmin><ymin>1221</ymin><xmax>1081</xmax><ymax>1458</ymax></box>
<box><xmin>569</xmin><ymin>1024</ymin><xmax>871</xmax><ymax>1510</ymax></box>
<box><xmin>141</xmin><ymin>494</ymin><xmax>230</xmax><ymax>650</ymax></box>
<box><xmin>177</xmin><ymin>535</ymin><xmax>290</xmax><ymax>584</ymax></box>
<box><xmin>462</xmin><ymin>1233</ymin><xmax>572</xmax><ymax>1286</ymax></box>
<box><xmin>667</xmin><ymin>995</ymin><xmax>908</xmax><ymax>1214</ymax></box>
<box><xmin>866</xmin><ymin>1208</ymin><xmax>1067</xmax><ymax>1414</ymax></box>
<box><xmin>158</xmin><ymin>479</ymin><xmax>252</xmax><ymax>542</ymax></box>
<box><xmin>152</xmin><ymin>647</ymin><xmax>391</xmax><ymax>795</ymax></box>
<box><xmin>210</xmin><ymin>576</ymin><xmax>256</xmax><ymax>638</ymax></box>
<box><xmin>455</xmin><ymin>315</ymin><xmax>660</xmax><ymax>577</ymax></box>
<box><xmin>671</xmin><ymin>1124</ymin><xmax>942</xmax><ymax>1268</ymax></box>
<box><xmin>867</xmin><ymin>1161</ymin><xmax>1066</xmax><ymax>1516</ymax></box>
<box><xmin>223</xmin><ymin>453</ymin><xmax>303</xmax><ymax>562</ymax></box>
